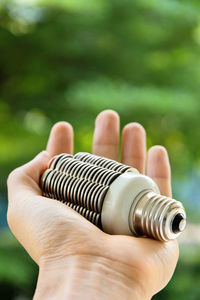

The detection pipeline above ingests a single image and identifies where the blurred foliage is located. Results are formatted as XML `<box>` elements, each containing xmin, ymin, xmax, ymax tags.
<box><xmin>153</xmin><ymin>245</ymin><xmax>200</xmax><ymax>300</ymax></box>
<box><xmin>0</xmin><ymin>0</ymin><xmax>200</xmax><ymax>299</ymax></box>
<box><xmin>0</xmin><ymin>231</ymin><xmax>37</xmax><ymax>299</ymax></box>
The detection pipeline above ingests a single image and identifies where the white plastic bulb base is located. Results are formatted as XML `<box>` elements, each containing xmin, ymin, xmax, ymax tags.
<box><xmin>101</xmin><ymin>171</ymin><xmax>186</xmax><ymax>241</ymax></box>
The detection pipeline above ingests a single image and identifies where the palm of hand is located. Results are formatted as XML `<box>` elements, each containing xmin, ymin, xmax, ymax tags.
<box><xmin>7</xmin><ymin>110</ymin><xmax>178</xmax><ymax>299</ymax></box>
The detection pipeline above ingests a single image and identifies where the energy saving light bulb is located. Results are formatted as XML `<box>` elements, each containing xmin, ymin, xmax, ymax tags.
<box><xmin>40</xmin><ymin>152</ymin><xmax>186</xmax><ymax>241</ymax></box>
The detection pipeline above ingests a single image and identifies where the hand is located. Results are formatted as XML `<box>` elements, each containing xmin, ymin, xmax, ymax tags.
<box><xmin>7</xmin><ymin>110</ymin><xmax>178</xmax><ymax>300</ymax></box>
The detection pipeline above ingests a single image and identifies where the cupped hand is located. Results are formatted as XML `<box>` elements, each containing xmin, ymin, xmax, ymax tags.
<box><xmin>7</xmin><ymin>110</ymin><xmax>178</xmax><ymax>300</ymax></box>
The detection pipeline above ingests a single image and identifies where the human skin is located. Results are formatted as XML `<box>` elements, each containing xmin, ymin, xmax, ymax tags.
<box><xmin>7</xmin><ymin>110</ymin><xmax>178</xmax><ymax>300</ymax></box>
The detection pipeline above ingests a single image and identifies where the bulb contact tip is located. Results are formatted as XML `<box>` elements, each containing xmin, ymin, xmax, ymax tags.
<box><xmin>172</xmin><ymin>213</ymin><xmax>186</xmax><ymax>233</ymax></box>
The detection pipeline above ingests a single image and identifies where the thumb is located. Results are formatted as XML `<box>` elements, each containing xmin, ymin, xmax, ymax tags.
<box><xmin>7</xmin><ymin>151</ymin><xmax>50</xmax><ymax>201</ymax></box>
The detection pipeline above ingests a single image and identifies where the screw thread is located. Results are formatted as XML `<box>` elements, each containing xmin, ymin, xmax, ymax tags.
<box><xmin>130</xmin><ymin>191</ymin><xmax>186</xmax><ymax>241</ymax></box>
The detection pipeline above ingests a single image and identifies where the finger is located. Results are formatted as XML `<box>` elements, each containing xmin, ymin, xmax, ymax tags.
<box><xmin>7</xmin><ymin>151</ymin><xmax>50</xmax><ymax>200</ymax></box>
<box><xmin>46</xmin><ymin>122</ymin><xmax>74</xmax><ymax>157</ymax></box>
<box><xmin>92</xmin><ymin>110</ymin><xmax>120</xmax><ymax>160</ymax></box>
<box><xmin>121</xmin><ymin>123</ymin><xmax>146</xmax><ymax>173</ymax></box>
<box><xmin>147</xmin><ymin>146</ymin><xmax>172</xmax><ymax>197</ymax></box>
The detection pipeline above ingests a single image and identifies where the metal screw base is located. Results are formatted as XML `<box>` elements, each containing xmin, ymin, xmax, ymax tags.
<box><xmin>129</xmin><ymin>191</ymin><xmax>186</xmax><ymax>241</ymax></box>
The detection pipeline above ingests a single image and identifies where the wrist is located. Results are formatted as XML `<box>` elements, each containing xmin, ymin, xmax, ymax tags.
<box><xmin>34</xmin><ymin>254</ymin><xmax>149</xmax><ymax>300</ymax></box>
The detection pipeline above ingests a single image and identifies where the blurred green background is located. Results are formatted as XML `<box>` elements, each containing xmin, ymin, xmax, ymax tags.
<box><xmin>0</xmin><ymin>0</ymin><xmax>200</xmax><ymax>299</ymax></box>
